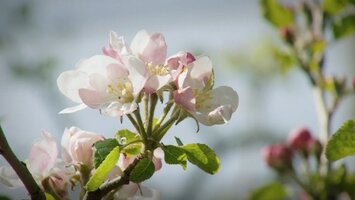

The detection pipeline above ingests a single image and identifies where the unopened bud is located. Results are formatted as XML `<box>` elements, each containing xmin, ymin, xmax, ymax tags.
<box><xmin>280</xmin><ymin>27</ymin><xmax>295</xmax><ymax>45</ymax></box>
<box><xmin>307</xmin><ymin>139</ymin><xmax>322</xmax><ymax>159</ymax></box>
<box><xmin>262</xmin><ymin>143</ymin><xmax>293</xmax><ymax>172</ymax></box>
<box><xmin>287</xmin><ymin>127</ymin><xmax>313</xmax><ymax>155</ymax></box>
<box><xmin>352</xmin><ymin>76</ymin><xmax>355</xmax><ymax>89</ymax></box>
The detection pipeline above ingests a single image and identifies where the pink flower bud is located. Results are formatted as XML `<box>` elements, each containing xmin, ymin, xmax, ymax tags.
<box><xmin>61</xmin><ymin>127</ymin><xmax>104</xmax><ymax>168</ymax></box>
<box><xmin>352</xmin><ymin>76</ymin><xmax>355</xmax><ymax>89</ymax></box>
<box><xmin>287</xmin><ymin>127</ymin><xmax>313</xmax><ymax>153</ymax></box>
<box><xmin>279</xmin><ymin>27</ymin><xmax>295</xmax><ymax>44</ymax></box>
<box><xmin>262</xmin><ymin>143</ymin><xmax>293</xmax><ymax>171</ymax></box>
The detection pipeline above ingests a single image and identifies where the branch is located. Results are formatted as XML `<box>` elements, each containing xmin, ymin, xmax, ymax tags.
<box><xmin>0</xmin><ymin>125</ymin><xmax>46</xmax><ymax>200</ymax></box>
<box><xmin>84</xmin><ymin>157</ymin><xmax>141</xmax><ymax>200</ymax></box>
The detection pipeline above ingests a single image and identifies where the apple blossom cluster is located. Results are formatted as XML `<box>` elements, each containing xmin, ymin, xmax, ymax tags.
<box><xmin>0</xmin><ymin>30</ymin><xmax>238</xmax><ymax>200</ymax></box>
<box><xmin>57</xmin><ymin>30</ymin><xmax>238</xmax><ymax>126</ymax></box>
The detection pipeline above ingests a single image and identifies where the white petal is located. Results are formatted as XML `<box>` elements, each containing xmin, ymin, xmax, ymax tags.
<box><xmin>59</xmin><ymin>104</ymin><xmax>87</xmax><ymax>114</ymax></box>
<box><xmin>122</xmin><ymin>55</ymin><xmax>147</xmax><ymax>96</ymax></box>
<box><xmin>210</xmin><ymin>86</ymin><xmax>239</xmax><ymax>112</ymax></box>
<box><xmin>0</xmin><ymin>166</ymin><xmax>23</xmax><ymax>188</ymax></box>
<box><xmin>196</xmin><ymin>86</ymin><xmax>238</xmax><ymax>126</ymax></box>
<box><xmin>130</xmin><ymin>30</ymin><xmax>150</xmax><ymax>57</ymax></box>
<box><xmin>186</xmin><ymin>56</ymin><xmax>213</xmax><ymax>90</ymax></box>
<box><xmin>77</xmin><ymin>55</ymin><xmax>120</xmax><ymax>77</ymax></box>
<box><xmin>57</xmin><ymin>70</ymin><xmax>89</xmax><ymax>103</ymax></box>
<box><xmin>135</xmin><ymin>186</ymin><xmax>160</xmax><ymax>200</ymax></box>
<box><xmin>109</xmin><ymin>31</ymin><xmax>126</xmax><ymax>53</ymax></box>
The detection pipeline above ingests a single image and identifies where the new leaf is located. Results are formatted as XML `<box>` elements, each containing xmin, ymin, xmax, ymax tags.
<box><xmin>183</xmin><ymin>143</ymin><xmax>220</xmax><ymax>175</ymax></box>
<box><xmin>261</xmin><ymin>0</ymin><xmax>294</xmax><ymax>28</ymax></box>
<box><xmin>129</xmin><ymin>158</ymin><xmax>155</xmax><ymax>183</ymax></box>
<box><xmin>163</xmin><ymin>145</ymin><xmax>187</xmax><ymax>170</ymax></box>
<box><xmin>93</xmin><ymin>139</ymin><xmax>119</xmax><ymax>168</ymax></box>
<box><xmin>326</xmin><ymin>120</ymin><xmax>355</xmax><ymax>161</ymax></box>
<box><xmin>86</xmin><ymin>146</ymin><xmax>120</xmax><ymax>192</ymax></box>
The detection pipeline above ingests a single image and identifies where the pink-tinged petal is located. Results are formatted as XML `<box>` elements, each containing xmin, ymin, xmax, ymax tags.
<box><xmin>118</xmin><ymin>154</ymin><xmax>136</xmax><ymax>170</ymax></box>
<box><xmin>63</xmin><ymin>127</ymin><xmax>104</xmax><ymax>167</ymax></box>
<box><xmin>130</xmin><ymin>30</ymin><xmax>167</xmax><ymax>65</ymax></box>
<box><xmin>168</xmin><ymin>52</ymin><xmax>196</xmax><ymax>81</ymax></box>
<box><xmin>153</xmin><ymin>148</ymin><xmax>164</xmax><ymax>171</ymax></box>
<box><xmin>0</xmin><ymin>166</ymin><xmax>23</xmax><ymax>188</ymax></box>
<box><xmin>61</xmin><ymin>128</ymin><xmax>73</xmax><ymax>164</ymax></box>
<box><xmin>78</xmin><ymin>88</ymin><xmax>106</xmax><ymax>109</ymax></box>
<box><xmin>59</xmin><ymin>103</ymin><xmax>87</xmax><ymax>114</ymax></box>
<box><xmin>103</xmin><ymin>46</ymin><xmax>120</xmax><ymax>61</ymax></box>
<box><xmin>167</xmin><ymin>51</ymin><xmax>196</xmax><ymax>70</ymax></box>
<box><xmin>173</xmin><ymin>87</ymin><xmax>196</xmax><ymax>112</ymax></box>
<box><xmin>57</xmin><ymin>70</ymin><xmax>90</xmax><ymax>103</ymax></box>
<box><xmin>28</xmin><ymin>131</ymin><xmax>58</xmax><ymax>176</ymax></box>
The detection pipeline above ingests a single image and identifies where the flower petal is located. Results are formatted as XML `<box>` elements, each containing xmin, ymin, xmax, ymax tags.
<box><xmin>57</xmin><ymin>70</ymin><xmax>90</xmax><ymax>103</ymax></box>
<box><xmin>173</xmin><ymin>87</ymin><xmax>196</xmax><ymax>113</ymax></box>
<box><xmin>0</xmin><ymin>166</ymin><xmax>23</xmax><ymax>188</ymax></box>
<box><xmin>130</xmin><ymin>30</ymin><xmax>167</xmax><ymax>65</ymax></box>
<box><xmin>28</xmin><ymin>131</ymin><xmax>58</xmax><ymax>176</ymax></box>
<box><xmin>59</xmin><ymin>104</ymin><xmax>87</xmax><ymax>114</ymax></box>
<box><xmin>195</xmin><ymin>86</ymin><xmax>238</xmax><ymax>126</ymax></box>
<box><xmin>122</xmin><ymin>55</ymin><xmax>147</xmax><ymax>96</ymax></box>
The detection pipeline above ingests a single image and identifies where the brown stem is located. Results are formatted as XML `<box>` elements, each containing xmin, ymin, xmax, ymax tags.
<box><xmin>0</xmin><ymin>125</ymin><xmax>46</xmax><ymax>200</ymax></box>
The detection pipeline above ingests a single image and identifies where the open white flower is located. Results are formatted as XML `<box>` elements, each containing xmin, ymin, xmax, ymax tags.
<box><xmin>104</xmin><ymin>30</ymin><xmax>171</xmax><ymax>94</ymax></box>
<box><xmin>173</xmin><ymin>56</ymin><xmax>239</xmax><ymax>125</ymax></box>
<box><xmin>57</xmin><ymin>55</ymin><xmax>145</xmax><ymax>117</ymax></box>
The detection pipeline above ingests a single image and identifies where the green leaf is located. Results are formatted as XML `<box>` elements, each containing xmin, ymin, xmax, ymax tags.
<box><xmin>129</xmin><ymin>158</ymin><xmax>155</xmax><ymax>183</ymax></box>
<box><xmin>116</xmin><ymin>129</ymin><xmax>142</xmax><ymax>156</ymax></box>
<box><xmin>183</xmin><ymin>143</ymin><xmax>220</xmax><ymax>174</ymax></box>
<box><xmin>261</xmin><ymin>0</ymin><xmax>294</xmax><ymax>28</ymax></box>
<box><xmin>271</xmin><ymin>46</ymin><xmax>296</xmax><ymax>73</ymax></box>
<box><xmin>326</xmin><ymin>120</ymin><xmax>355</xmax><ymax>161</ymax></box>
<box><xmin>45</xmin><ymin>193</ymin><xmax>55</xmax><ymax>200</ymax></box>
<box><xmin>163</xmin><ymin>145</ymin><xmax>187</xmax><ymax>170</ymax></box>
<box><xmin>249</xmin><ymin>182</ymin><xmax>288</xmax><ymax>200</ymax></box>
<box><xmin>174</xmin><ymin>136</ymin><xmax>184</xmax><ymax>146</ymax></box>
<box><xmin>93</xmin><ymin>139</ymin><xmax>119</xmax><ymax>168</ymax></box>
<box><xmin>86</xmin><ymin>146</ymin><xmax>120</xmax><ymax>192</ymax></box>
<box><xmin>116</xmin><ymin>129</ymin><xmax>140</xmax><ymax>143</ymax></box>
<box><xmin>323</xmin><ymin>0</ymin><xmax>349</xmax><ymax>15</ymax></box>
<box><xmin>333</xmin><ymin>15</ymin><xmax>355</xmax><ymax>39</ymax></box>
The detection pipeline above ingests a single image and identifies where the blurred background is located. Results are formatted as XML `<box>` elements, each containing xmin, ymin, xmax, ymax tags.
<box><xmin>0</xmin><ymin>0</ymin><xmax>354</xmax><ymax>199</ymax></box>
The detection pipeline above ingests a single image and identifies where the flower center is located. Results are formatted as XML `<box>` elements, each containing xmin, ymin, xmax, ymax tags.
<box><xmin>107</xmin><ymin>78</ymin><xmax>134</xmax><ymax>103</ymax></box>
<box><xmin>147</xmin><ymin>63</ymin><xmax>170</xmax><ymax>76</ymax></box>
<box><xmin>194</xmin><ymin>89</ymin><xmax>212</xmax><ymax>111</ymax></box>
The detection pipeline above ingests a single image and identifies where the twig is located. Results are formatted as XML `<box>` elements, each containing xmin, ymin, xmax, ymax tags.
<box><xmin>0</xmin><ymin>125</ymin><xmax>46</xmax><ymax>200</ymax></box>
<box><xmin>84</xmin><ymin>157</ymin><xmax>142</xmax><ymax>200</ymax></box>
